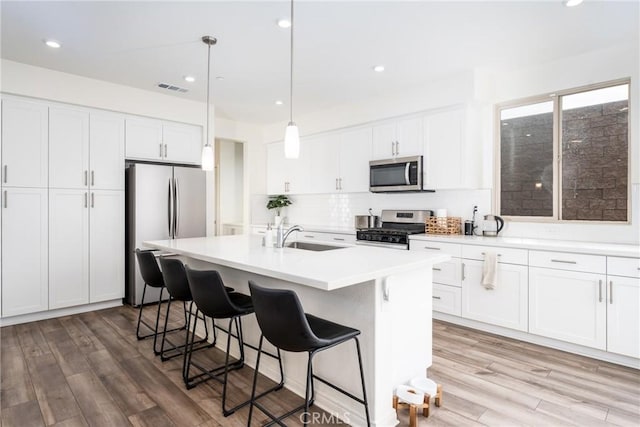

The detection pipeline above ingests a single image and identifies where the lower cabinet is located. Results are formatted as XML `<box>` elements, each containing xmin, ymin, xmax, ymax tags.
<box><xmin>529</xmin><ymin>267</ymin><xmax>606</xmax><ymax>350</ymax></box>
<box><xmin>433</xmin><ymin>283</ymin><xmax>461</xmax><ymax>316</ymax></box>
<box><xmin>606</xmin><ymin>275</ymin><xmax>640</xmax><ymax>358</ymax></box>
<box><xmin>49</xmin><ymin>189</ymin><xmax>124</xmax><ymax>310</ymax></box>
<box><xmin>1</xmin><ymin>188</ymin><xmax>49</xmax><ymax>317</ymax></box>
<box><xmin>461</xmin><ymin>260</ymin><xmax>528</xmax><ymax>332</ymax></box>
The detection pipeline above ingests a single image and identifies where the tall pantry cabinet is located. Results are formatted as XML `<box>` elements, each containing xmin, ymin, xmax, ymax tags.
<box><xmin>1</xmin><ymin>97</ymin><xmax>125</xmax><ymax>318</ymax></box>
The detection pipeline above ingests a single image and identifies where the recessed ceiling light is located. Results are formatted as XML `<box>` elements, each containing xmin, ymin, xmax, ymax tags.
<box><xmin>44</xmin><ymin>40</ymin><xmax>61</xmax><ymax>48</ymax></box>
<box><xmin>277</xmin><ymin>19</ymin><xmax>291</xmax><ymax>28</ymax></box>
<box><xmin>525</xmin><ymin>133</ymin><xmax>532</xmax><ymax>137</ymax></box>
<box><xmin>565</xmin><ymin>0</ymin><xmax>583</xmax><ymax>7</ymax></box>
<box><xmin>184</xmin><ymin>75</ymin><xmax>195</xmax><ymax>83</ymax></box>
<box><xmin>215</xmin><ymin>76</ymin><xmax>224</xmax><ymax>81</ymax></box>
<box><xmin>373</xmin><ymin>65</ymin><xmax>385</xmax><ymax>73</ymax></box>
<box><xmin>275</xmin><ymin>100</ymin><xmax>284</xmax><ymax>106</ymax></box>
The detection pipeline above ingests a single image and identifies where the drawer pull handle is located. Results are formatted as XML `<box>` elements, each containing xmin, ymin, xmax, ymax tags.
<box><xmin>598</xmin><ymin>280</ymin><xmax>603</xmax><ymax>303</ymax></box>
<box><xmin>609</xmin><ymin>280</ymin><xmax>613</xmax><ymax>304</ymax></box>
<box><xmin>551</xmin><ymin>259</ymin><xmax>577</xmax><ymax>264</ymax></box>
<box><xmin>424</xmin><ymin>246</ymin><xmax>441</xmax><ymax>250</ymax></box>
<box><xmin>481</xmin><ymin>252</ymin><xmax>502</xmax><ymax>257</ymax></box>
<box><xmin>433</xmin><ymin>267</ymin><xmax>442</xmax><ymax>271</ymax></box>
<box><xmin>432</xmin><ymin>296</ymin><xmax>441</xmax><ymax>300</ymax></box>
<box><xmin>462</xmin><ymin>263</ymin><xmax>466</xmax><ymax>281</ymax></box>
<box><xmin>304</xmin><ymin>235</ymin><xmax>315</xmax><ymax>238</ymax></box>
<box><xmin>333</xmin><ymin>237</ymin><xmax>345</xmax><ymax>241</ymax></box>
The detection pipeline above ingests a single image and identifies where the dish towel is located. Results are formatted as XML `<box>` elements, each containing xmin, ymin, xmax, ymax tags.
<box><xmin>482</xmin><ymin>251</ymin><xmax>498</xmax><ymax>290</ymax></box>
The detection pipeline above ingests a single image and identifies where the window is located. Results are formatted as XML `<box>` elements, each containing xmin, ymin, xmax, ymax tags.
<box><xmin>498</xmin><ymin>81</ymin><xmax>629</xmax><ymax>222</ymax></box>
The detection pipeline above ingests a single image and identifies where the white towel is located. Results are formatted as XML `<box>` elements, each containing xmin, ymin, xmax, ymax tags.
<box><xmin>482</xmin><ymin>251</ymin><xmax>498</xmax><ymax>290</ymax></box>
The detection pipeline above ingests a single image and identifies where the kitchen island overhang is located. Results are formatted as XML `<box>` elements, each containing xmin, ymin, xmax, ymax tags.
<box><xmin>144</xmin><ymin>235</ymin><xmax>449</xmax><ymax>427</ymax></box>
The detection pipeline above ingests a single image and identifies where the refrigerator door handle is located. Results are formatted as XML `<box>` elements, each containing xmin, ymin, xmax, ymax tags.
<box><xmin>168</xmin><ymin>178</ymin><xmax>174</xmax><ymax>238</ymax></box>
<box><xmin>174</xmin><ymin>177</ymin><xmax>180</xmax><ymax>238</ymax></box>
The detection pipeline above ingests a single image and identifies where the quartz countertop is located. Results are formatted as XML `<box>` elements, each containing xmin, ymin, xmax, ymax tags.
<box><xmin>144</xmin><ymin>235</ymin><xmax>449</xmax><ymax>291</ymax></box>
<box><xmin>251</xmin><ymin>223</ymin><xmax>357</xmax><ymax>235</ymax></box>
<box><xmin>409</xmin><ymin>234</ymin><xmax>640</xmax><ymax>258</ymax></box>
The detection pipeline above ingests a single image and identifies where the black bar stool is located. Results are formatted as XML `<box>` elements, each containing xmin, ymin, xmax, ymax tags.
<box><xmin>135</xmin><ymin>249</ymin><xmax>185</xmax><ymax>346</ymax></box>
<box><xmin>247</xmin><ymin>281</ymin><xmax>370</xmax><ymax>427</ymax></box>
<box><xmin>157</xmin><ymin>257</ymin><xmax>215</xmax><ymax>363</ymax></box>
<box><xmin>184</xmin><ymin>267</ymin><xmax>284</xmax><ymax>417</ymax></box>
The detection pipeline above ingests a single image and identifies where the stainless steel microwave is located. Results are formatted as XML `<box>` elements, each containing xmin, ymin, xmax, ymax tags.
<box><xmin>370</xmin><ymin>155</ymin><xmax>429</xmax><ymax>193</ymax></box>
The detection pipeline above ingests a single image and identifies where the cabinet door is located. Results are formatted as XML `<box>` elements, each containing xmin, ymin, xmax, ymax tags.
<box><xmin>461</xmin><ymin>260</ymin><xmax>528</xmax><ymax>331</ymax></box>
<box><xmin>307</xmin><ymin>134</ymin><xmax>339</xmax><ymax>194</ymax></box>
<box><xmin>163</xmin><ymin>122</ymin><xmax>202</xmax><ymax>165</ymax></box>
<box><xmin>1</xmin><ymin>98</ymin><xmax>48</xmax><ymax>188</ymax></box>
<box><xmin>90</xmin><ymin>113</ymin><xmax>125</xmax><ymax>190</ymax></box>
<box><xmin>433</xmin><ymin>283</ymin><xmax>462</xmax><ymax>316</ymax></box>
<box><xmin>338</xmin><ymin>127</ymin><xmax>372</xmax><ymax>192</ymax></box>
<box><xmin>49</xmin><ymin>189</ymin><xmax>89</xmax><ymax>309</ymax></box>
<box><xmin>266</xmin><ymin>142</ymin><xmax>287</xmax><ymax>194</ymax></box>
<box><xmin>607</xmin><ymin>276</ymin><xmax>640</xmax><ymax>358</ymax></box>
<box><xmin>395</xmin><ymin>116</ymin><xmax>422</xmax><ymax>157</ymax></box>
<box><xmin>423</xmin><ymin>108</ymin><xmax>464</xmax><ymax>189</ymax></box>
<box><xmin>49</xmin><ymin>107</ymin><xmax>90</xmax><ymax>189</ymax></box>
<box><xmin>371</xmin><ymin>122</ymin><xmax>396</xmax><ymax>160</ymax></box>
<box><xmin>90</xmin><ymin>190</ymin><xmax>125</xmax><ymax>303</ymax></box>
<box><xmin>125</xmin><ymin>117</ymin><xmax>163</xmax><ymax>161</ymax></box>
<box><xmin>1</xmin><ymin>188</ymin><xmax>48</xmax><ymax>316</ymax></box>
<box><xmin>529</xmin><ymin>267</ymin><xmax>606</xmax><ymax>350</ymax></box>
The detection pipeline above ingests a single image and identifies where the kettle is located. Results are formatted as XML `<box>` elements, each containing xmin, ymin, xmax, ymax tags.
<box><xmin>482</xmin><ymin>215</ymin><xmax>504</xmax><ymax>237</ymax></box>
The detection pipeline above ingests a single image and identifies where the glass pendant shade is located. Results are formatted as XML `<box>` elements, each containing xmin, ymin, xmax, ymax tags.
<box><xmin>284</xmin><ymin>122</ymin><xmax>300</xmax><ymax>159</ymax></box>
<box><xmin>201</xmin><ymin>144</ymin><xmax>214</xmax><ymax>171</ymax></box>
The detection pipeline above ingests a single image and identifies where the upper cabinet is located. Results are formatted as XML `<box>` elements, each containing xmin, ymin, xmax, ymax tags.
<box><xmin>337</xmin><ymin>127</ymin><xmax>372</xmax><ymax>193</ymax></box>
<box><xmin>49</xmin><ymin>107</ymin><xmax>90</xmax><ymax>189</ymax></box>
<box><xmin>423</xmin><ymin>105</ymin><xmax>482</xmax><ymax>190</ymax></box>
<box><xmin>371</xmin><ymin>116</ymin><xmax>422</xmax><ymax>160</ymax></box>
<box><xmin>307</xmin><ymin>133</ymin><xmax>340</xmax><ymax>194</ymax></box>
<box><xmin>1</xmin><ymin>98</ymin><xmax>49</xmax><ymax>188</ymax></box>
<box><xmin>90</xmin><ymin>113</ymin><xmax>125</xmax><ymax>190</ymax></box>
<box><xmin>266</xmin><ymin>142</ymin><xmax>310</xmax><ymax>195</ymax></box>
<box><xmin>125</xmin><ymin>117</ymin><xmax>202</xmax><ymax>165</ymax></box>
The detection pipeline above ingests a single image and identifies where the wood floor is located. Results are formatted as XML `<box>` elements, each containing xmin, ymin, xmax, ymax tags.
<box><xmin>0</xmin><ymin>305</ymin><xmax>638</xmax><ymax>427</ymax></box>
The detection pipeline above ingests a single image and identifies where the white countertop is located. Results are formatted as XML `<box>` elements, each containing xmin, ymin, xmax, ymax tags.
<box><xmin>410</xmin><ymin>234</ymin><xmax>640</xmax><ymax>258</ymax></box>
<box><xmin>252</xmin><ymin>223</ymin><xmax>357</xmax><ymax>235</ymax></box>
<box><xmin>144</xmin><ymin>235</ymin><xmax>449</xmax><ymax>291</ymax></box>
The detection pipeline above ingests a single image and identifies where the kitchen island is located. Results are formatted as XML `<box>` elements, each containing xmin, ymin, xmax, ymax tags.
<box><xmin>144</xmin><ymin>235</ymin><xmax>449</xmax><ymax>427</ymax></box>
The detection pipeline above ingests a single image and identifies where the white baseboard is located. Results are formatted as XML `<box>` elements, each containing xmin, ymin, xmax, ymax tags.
<box><xmin>0</xmin><ymin>300</ymin><xmax>123</xmax><ymax>327</ymax></box>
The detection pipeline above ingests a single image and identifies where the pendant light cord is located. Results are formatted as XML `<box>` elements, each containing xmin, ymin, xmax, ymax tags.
<box><xmin>289</xmin><ymin>0</ymin><xmax>294</xmax><ymax>124</ymax></box>
<box><xmin>206</xmin><ymin>41</ymin><xmax>211</xmax><ymax>147</ymax></box>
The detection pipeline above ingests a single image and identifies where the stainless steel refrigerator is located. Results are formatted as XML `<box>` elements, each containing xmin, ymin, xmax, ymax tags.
<box><xmin>125</xmin><ymin>163</ymin><xmax>206</xmax><ymax>306</ymax></box>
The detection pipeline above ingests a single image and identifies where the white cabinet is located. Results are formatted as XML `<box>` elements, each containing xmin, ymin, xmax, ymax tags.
<box><xmin>125</xmin><ymin>117</ymin><xmax>163</xmax><ymax>161</ymax></box>
<box><xmin>49</xmin><ymin>189</ymin><xmax>89</xmax><ymax>309</ymax></box>
<box><xmin>338</xmin><ymin>127</ymin><xmax>372</xmax><ymax>192</ymax></box>
<box><xmin>266</xmin><ymin>142</ymin><xmax>310</xmax><ymax>195</ymax></box>
<box><xmin>423</xmin><ymin>108</ymin><xmax>464</xmax><ymax>189</ymax></box>
<box><xmin>307</xmin><ymin>133</ymin><xmax>339</xmax><ymax>193</ymax></box>
<box><xmin>296</xmin><ymin>230</ymin><xmax>356</xmax><ymax>245</ymax></box>
<box><xmin>607</xmin><ymin>257</ymin><xmax>640</xmax><ymax>358</ymax></box>
<box><xmin>372</xmin><ymin>117</ymin><xmax>422</xmax><ymax>160</ymax></box>
<box><xmin>1</xmin><ymin>188</ymin><xmax>48</xmax><ymax>316</ymax></box>
<box><xmin>49</xmin><ymin>107</ymin><xmax>90</xmax><ymax>189</ymax></box>
<box><xmin>90</xmin><ymin>190</ymin><xmax>125</xmax><ymax>303</ymax></box>
<box><xmin>162</xmin><ymin>122</ymin><xmax>202</xmax><ymax>165</ymax></box>
<box><xmin>90</xmin><ymin>113</ymin><xmax>125</xmax><ymax>190</ymax></box>
<box><xmin>529</xmin><ymin>267</ymin><xmax>606</xmax><ymax>350</ymax></box>
<box><xmin>125</xmin><ymin>117</ymin><xmax>202</xmax><ymax>165</ymax></box>
<box><xmin>1</xmin><ymin>98</ymin><xmax>49</xmax><ymax>188</ymax></box>
<box><xmin>433</xmin><ymin>283</ymin><xmax>462</xmax><ymax>316</ymax></box>
<box><xmin>461</xmin><ymin>259</ymin><xmax>528</xmax><ymax>331</ymax></box>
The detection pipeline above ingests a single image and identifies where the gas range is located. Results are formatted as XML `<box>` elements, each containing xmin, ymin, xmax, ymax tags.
<box><xmin>356</xmin><ymin>210</ymin><xmax>432</xmax><ymax>250</ymax></box>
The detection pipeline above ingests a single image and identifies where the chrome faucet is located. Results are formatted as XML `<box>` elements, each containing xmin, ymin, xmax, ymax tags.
<box><xmin>276</xmin><ymin>224</ymin><xmax>303</xmax><ymax>248</ymax></box>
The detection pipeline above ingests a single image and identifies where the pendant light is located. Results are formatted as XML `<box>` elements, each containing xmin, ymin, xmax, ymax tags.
<box><xmin>284</xmin><ymin>0</ymin><xmax>300</xmax><ymax>159</ymax></box>
<box><xmin>201</xmin><ymin>35</ymin><xmax>217</xmax><ymax>171</ymax></box>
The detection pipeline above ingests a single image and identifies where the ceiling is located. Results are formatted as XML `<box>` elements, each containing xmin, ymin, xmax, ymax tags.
<box><xmin>1</xmin><ymin>1</ymin><xmax>638</xmax><ymax>124</ymax></box>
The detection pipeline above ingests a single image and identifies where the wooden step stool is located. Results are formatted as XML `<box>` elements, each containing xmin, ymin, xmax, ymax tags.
<box><xmin>392</xmin><ymin>382</ymin><xmax>442</xmax><ymax>427</ymax></box>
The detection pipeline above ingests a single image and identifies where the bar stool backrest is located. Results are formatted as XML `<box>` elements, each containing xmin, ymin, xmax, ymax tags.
<box><xmin>185</xmin><ymin>266</ymin><xmax>240</xmax><ymax>319</ymax></box>
<box><xmin>158</xmin><ymin>257</ymin><xmax>192</xmax><ymax>301</ymax></box>
<box><xmin>135</xmin><ymin>249</ymin><xmax>165</xmax><ymax>288</ymax></box>
<box><xmin>248</xmin><ymin>281</ymin><xmax>318</xmax><ymax>353</ymax></box>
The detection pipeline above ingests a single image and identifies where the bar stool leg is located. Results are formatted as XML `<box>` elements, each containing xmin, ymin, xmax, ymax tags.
<box><xmin>155</xmin><ymin>294</ymin><xmax>172</xmax><ymax>355</ymax></box>
<box><xmin>136</xmin><ymin>284</ymin><xmax>148</xmax><ymax>340</ymax></box>
<box><xmin>247</xmin><ymin>334</ymin><xmax>264</xmax><ymax>427</ymax></box>
<box><xmin>354</xmin><ymin>337</ymin><xmax>371</xmax><ymax>426</ymax></box>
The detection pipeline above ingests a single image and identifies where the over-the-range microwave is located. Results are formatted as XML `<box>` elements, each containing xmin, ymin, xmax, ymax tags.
<box><xmin>369</xmin><ymin>155</ymin><xmax>433</xmax><ymax>193</ymax></box>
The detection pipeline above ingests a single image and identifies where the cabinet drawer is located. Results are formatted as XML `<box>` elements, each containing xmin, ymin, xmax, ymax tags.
<box><xmin>462</xmin><ymin>245</ymin><xmax>527</xmax><ymax>265</ymax></box>
<box><xmin>409</xmin><ymin>240</ymin><xmax>461</xmax><ymax>257</ymax></box>
<box><xmin>529</xmin><ymin>250</ymin><xmax>606</xmax><ymax>274</ymax></box>
<box><xmin>251</xmin><ymin>226</ymin><xmax>267</xmax><ymax>235</ymax></box>
<box><xmin>432</xmin><ymin>283</ymin><xmax>461</xmax><ymax>316</ymax></box>
<box><xmin>297</xmin><ymin>231</ymin><xmax>356</xmax><ymax>244</ymax></box>
<box><xmin>432</xmin><ymin>258</ymin><xmax>462</xmax><ymax>287</ymax></box>
<box><xmin>607</xmin><ymin>256</ymin><xmax>640</xmax><ymax>278</ymax></box>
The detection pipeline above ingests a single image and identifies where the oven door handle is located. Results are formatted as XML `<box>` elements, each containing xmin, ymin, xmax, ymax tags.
<box><xmin>404</xmin><ymin>162</ymin><xmax>411</xmax><ymax>185</ymax></box>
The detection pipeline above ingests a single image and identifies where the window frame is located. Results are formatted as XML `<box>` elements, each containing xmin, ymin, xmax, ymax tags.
<box><xmin>494</xmin><ymin>78</ymin><xmax>631</xmax><ymax>224</ymax></box>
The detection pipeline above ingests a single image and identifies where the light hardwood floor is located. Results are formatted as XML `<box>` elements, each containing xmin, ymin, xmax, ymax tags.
<box><xmin>1</xmin><ymin>305</ymin><xmax>639</xmax><ymax>426</ymax></box>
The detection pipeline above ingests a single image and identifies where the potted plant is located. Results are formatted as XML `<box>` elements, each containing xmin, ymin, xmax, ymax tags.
<box><xmin>266</xmin><ymin>195</ymin><xmax>292</xmax><ymax>226</ymax></box>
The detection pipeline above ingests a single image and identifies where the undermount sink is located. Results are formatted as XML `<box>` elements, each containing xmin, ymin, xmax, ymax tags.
<box><xmin>285</xmin><ymin>241</ymin><xmax>346</xmax><ymax>251</ymax></box>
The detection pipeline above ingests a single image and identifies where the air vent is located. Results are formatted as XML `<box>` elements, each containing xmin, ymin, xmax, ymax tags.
<box><xmin>157</xmin><ymin>83</ymin><xmax>188</xmax><ymax>93</ymax></box>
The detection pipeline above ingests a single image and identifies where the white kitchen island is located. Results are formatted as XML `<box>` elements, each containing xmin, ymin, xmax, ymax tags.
<box><xmin>144</xmin><ymin>235</ymin><xmax>449</xmax><ymax>427</ymax></box>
